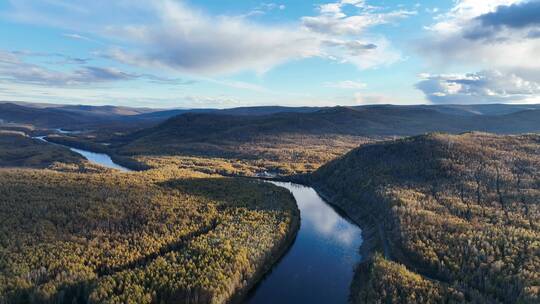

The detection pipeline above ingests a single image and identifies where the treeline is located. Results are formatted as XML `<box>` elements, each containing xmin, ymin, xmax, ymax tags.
<box><xmin>311</xmin><ymin>132</ymin><xmax>540</xmax><ymax>303</ymax></box>
<box><xmin>57</xmin><ymin>131</ymin><xmax>371</xmax><ymax>176</ymax></box>
<box><xmin>0</xmin><ymin>168</ymin><xmax>298</xmax><ymax>303</ymax></box>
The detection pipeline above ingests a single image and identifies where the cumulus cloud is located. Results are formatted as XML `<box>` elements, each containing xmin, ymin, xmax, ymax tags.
<box><xmin>463</xmin><ymin>1</ymin><xmax>540</xmax><ymax>41</ymax></box>
<box><xmin>104</xmin><ymin>0</ymin><xmax>410</xmax><ymax>74</ymax></box>
<box><xmin>416</xmin><ymin>70</ymin><xmax>540</xmax><ymax>104</ymax></box>
<box><xmin>420</xmin><ymin>0</ymin><xmax>540</xmax><ymax>70</ymax></box>
<box><xmin>103</xmin><ymin>1</ymin><xmax>320</xmax><ymax>75</ymax></box>
<box><xmin>475</xmin><ymin>1</ymin><xmax>540</xmax><ymax>29</ymax></box>
<box><xmin>417</xmin><ymin>0</ymin><xmax>540</xmax><ymax>104</ymax></box>
<box><xmin>301</xmin><ymin>0</ymin><xmax>415</xmax><ymax>35</ymax></box>
<box><xmin>302</xmin><ymin>0</ymin><xmax>412</xmax><ymax>69</ymax></box>
<box><xmin>3</xmin><ymin>0</ymin><xmax>412</xmax><ymax>75</ymax></box>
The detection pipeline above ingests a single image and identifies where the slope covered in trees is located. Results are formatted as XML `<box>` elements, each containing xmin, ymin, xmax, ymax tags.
<box><xmin>0</xmin><ymin>131</ymin><xmax>86</xmax><ymax>170</ymax></box>
<box><xmin>96</xmin><ymin>106</ymin><xmax>539</xmax><ymax>175</ymax></box>
<box><xmin>0</xmin><ymin>168</ymin><xmax>298</xmax><ymax>303</ymax></box>
<box><xmin>37</xmin><ymin>105</ymin><xmax>540</xmax><ymax>176</ymax></box>
<box><xmin>118</xmin><ymin>106</ymin><xmax>540</xmax><ymax>153</ymax></box>
<box><xmin>311</xmin><ymin>133</ymin><xmax>540</xmax><ymax>303</ymax></box>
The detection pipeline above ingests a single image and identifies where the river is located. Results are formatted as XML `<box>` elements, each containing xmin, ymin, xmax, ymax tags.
<box><xmin>34</xmin><ymin>136</ymin><xmax>131</xmax><ymax>172</ymax></box>
<box><xmin>246</xmin><ymin>182</ymin><xmax>363</xmax><ymax>303</ymax></box>
<box><xmin>34</xmin><ymin>136</ymin><xmax>363</xmax><ymax>303</ymax></box>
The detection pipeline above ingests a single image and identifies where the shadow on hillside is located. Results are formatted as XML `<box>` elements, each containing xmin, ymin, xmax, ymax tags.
<box><xmin>158</xmin><ymin>177</ymin><xmax>291</xmax><ymax>212</ymax></box>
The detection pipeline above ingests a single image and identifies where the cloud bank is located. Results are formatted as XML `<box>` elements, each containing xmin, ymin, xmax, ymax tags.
<box><xmin>4</xmin><ymin>0</ymin><xmax>413</xmax><ymax>76</ymax></box>
<box><xmin>417</xmin><ymin>70</ymin><xmax>540</xmax><ymax>104</ymax></box>
<box><xmin>417</xmin><ymin>0</ymin><xmax>540</xmax><ymax>104</ymax></box>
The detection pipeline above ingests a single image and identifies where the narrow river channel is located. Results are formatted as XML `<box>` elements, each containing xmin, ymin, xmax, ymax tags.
<box><xmin>34</xmin><ymin>136</ymin><xmax>131</xmax><ymax>172</ymax></box>
<box><xmin>34</xmin><ymin>136</ymin><xmax>363</xmax><ymax>303</ymax></box>
<box><xmin>246</xmin><ymin>182</ymin><xmax>363</xmax><ymax>304</ymax></box>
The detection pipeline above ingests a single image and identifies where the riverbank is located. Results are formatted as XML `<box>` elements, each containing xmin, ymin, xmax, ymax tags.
<box><xmin>280</xmin><ymin>174</ymin><xmax>385</xmax><ymax>261</ymax></box>
<box><xmin>32</xmin><ymin>134</ymin><xmax>368</xmax><ymax>303</ymax></box>
<box><xmin>228</xmin><ymin>195</ymin><xmax>300</xmax><ymax>304</ymax></box>
<box><xmin>280</xmin><ymin>174</ymin><xmax>393</xmax><ymax>303</ymax></box>
<box><xmin>8</xmin><ymin>139</ymin><xmax>306</xmax><ymax>303</ymax></box>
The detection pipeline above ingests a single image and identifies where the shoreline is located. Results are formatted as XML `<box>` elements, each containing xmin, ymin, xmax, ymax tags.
<box><xmin>33</xmin><ymin>135</ymin><xmax>304</xmax><ymax>304</ymax></box>
<box><xmin>279</xmin><ymin>174</ymin><xmax>385</xmax><ymax>262</ymax></box>
<box><xmin>228</xmin><ymin>188</ymin><xmax>301</xmax><ymax>304</ymax></box>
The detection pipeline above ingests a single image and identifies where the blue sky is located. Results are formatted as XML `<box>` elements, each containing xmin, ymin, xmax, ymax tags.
<box><xmin>0</xmin><ymin>0</ymin><xmax>539</xmax><ymax>108</ymax></box>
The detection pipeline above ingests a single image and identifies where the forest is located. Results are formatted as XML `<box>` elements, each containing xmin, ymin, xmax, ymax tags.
<box><xmin>311</xmin><ymin>132</ymin><xmax>540</xmax><ymax>303</ymax></box>
<box><xmin>39</xmin><ymin>104</ymin><xmax>540</xmax><ymax>178</ymax></box>
<box><xmin>46</xmin><ymin>131</ymin><xmax>370</xmax><ymax>176</ymax></box>
<box><xmin>0</xmin><ymin>166</ymin><xmax>298</xmax><ymax>303</ymax></box>
<box><xmin>0</xmin><ymin>131</ymin><xmax>85</xmax><ymax>170</ymax></box>
<box><xmin>2</xmin><ymin>103</ymin><xmax>540</xmax><ymax>303</ymax></box>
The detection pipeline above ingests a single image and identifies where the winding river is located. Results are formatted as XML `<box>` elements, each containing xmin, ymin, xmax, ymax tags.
<box><xmin>34</xmin><ymin>136</ymin><xmax>363</xmax><ymax>303</ymax></box>
<box><xmin>35</xmin><ymin>136</ymin><xmax>131</xmax><ymax>172</ymax></box>
<box><xmin>247</xmin><ymin>182</ymin><xmax>363</xmax><ymax>303</ymax></box>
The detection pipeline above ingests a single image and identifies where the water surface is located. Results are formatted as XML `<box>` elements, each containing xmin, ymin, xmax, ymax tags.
<box><xmin>247</xmin><ymin>182</ymin><xmax>363</xmax><ymax>304</ymax></box>
<box><xmin>69</xmin><ymin>147</ymin><xmax>131</xmax><ymax>172</ymax></box>
<box><xmin>33</xmin><ymin>136</ymin><xmax>131</xmax><ymax>172</ymax></box>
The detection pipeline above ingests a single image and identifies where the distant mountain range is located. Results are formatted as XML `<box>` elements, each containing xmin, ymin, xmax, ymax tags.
<box><xmin>0</xmin><ymin>102</ymin><xmax>540</xmax><ymax>137</ymax></box>
<box><xmin>124</xmin><ymin>105</ymin><xmax>540</xmax><ymax>142</ymax></box>
<box><xmin>100</xmin><ymin>104</ymin><xmax>540</xmax><ymax>160</ymax></box>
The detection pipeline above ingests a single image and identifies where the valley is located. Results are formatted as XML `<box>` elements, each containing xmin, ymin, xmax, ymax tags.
<box><xmin>0</xmin><ymin>102</ymin><xmax>539</xmax><ymax>303</ymax></box>
<box><xmin>2</xmin><ymin>1</ymin><xmax>540</xmax><ymax>302</ymax></box>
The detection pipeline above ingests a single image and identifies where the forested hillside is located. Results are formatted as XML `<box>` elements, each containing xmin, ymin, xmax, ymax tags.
<box><xmin>19</xmin><ymin>104</ymin><xmax>540</xmax><ymax>176</ymax></box>
<box><xmin>101</xmin><ymin>106</ymin><xmax>540</xmax><ymax>176</ymax></box>
<box><xmin>311</xmin><ymin>133</ymin><xmax>540</xmax><ymax>303</ymax></box>
<box><xmin>0</xmin><ymin>168</ymin><xmax>298</xmax><ymax>303</ymax></box>
<box><xmin>0</xmin><ymin>131</ymin><xmax>86</xmax><ymax>170</ymax></box>
<box><xmin>119</xmin><ymin>106</ymin><xmax>540</xmax><ymax>151</ymax></box>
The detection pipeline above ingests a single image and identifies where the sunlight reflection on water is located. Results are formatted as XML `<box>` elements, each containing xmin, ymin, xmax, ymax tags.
<box><xmin>247</xmin><ymin>182</ymin><xmax>363</xmax><ymax>304</ymax></box>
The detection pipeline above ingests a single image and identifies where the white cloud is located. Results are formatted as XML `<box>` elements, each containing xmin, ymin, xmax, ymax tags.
<box><xmin>102</xmin><ymin>1</ymin><xmax>320</xmax><ymax>75</ymax></box>
<box><xmin>0</xmin><ymin>53</ymin><xmax>132</xmax><ymax>86</ymax></box>
<box><xmin>4</xmin><ymin>0</ymin><xmax>411</xmax><ymax>74</ymax></box>
<box><xmin>325</xmin><ymin>80</ymin><xmax>367</xmax><ymax>89</ymax></box>
<box><xmin>420</xmin><ymin>0</ymin><xmax>540</xmax><ymax>71</ymax></box>
<box><xmin>416</xmin><ymin>70</ymin><xmax>540</xmax><ymax>104</ymax></box>
<box><xmin>416</xmin><ymin>0</ymin><xmax>540</xmax><ymax>104</ymax></box>
<box><xmin>302</xmin><ymin>1</ymin><xmax>416</xmax><ymax>35</ymax></box>
<box><xmin>104</xmin><ymin>0</ymin><xmax>410</xmax><ymax>74</ymax></box>
<box><xmin>242</xmin><ymin>3</ymin><xmax>287</xmax><ymax>18</ymax></box>
<box><xmin>302</xmin><ymin>0</ymin><xmax>412</xmax><ymax>69</ymax></box>
<box><xmin>425</xmin><ymin>0</ymin><xmax>521</xmax><ymax>34</ymax></box>
<box><xmin>62</xmin><ymin>33</ymin><xmax>101</xmax><ymax>44</ymax></box>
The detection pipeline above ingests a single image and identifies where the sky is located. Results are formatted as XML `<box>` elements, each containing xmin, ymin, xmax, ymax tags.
<box><xmin>0</xmin><ymin>0</ymin><xmax>539</xmax><ymax>109</ymax></box>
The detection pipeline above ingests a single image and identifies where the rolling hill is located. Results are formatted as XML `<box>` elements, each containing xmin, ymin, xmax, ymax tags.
<box><xmin>43</xmin><ymin>105</ymin><xmax>529</xmax><ymax>176</ymax></box>
<box><xmin>115</xmin><ymin>106</ymin><xmax>540</xmax><ymax>156</ymax></box>
<box><xmin>0</xmin><ymin>168</ymin><xmax>298</xmax><ymax>304</ymax></box>
<box><xmin>3</xmin><ymin>101</ymin><xmax>540</xmax><ymax>132</ymax></box>
<box><xmin>310</xmin><ymin>133</ymin><xmax>540</xmax><ymax>303</ymax></box>
<box><xmin>0</xmin><ymin>131</ymin><xmax>85</xmax><ymax>169</ymax></box>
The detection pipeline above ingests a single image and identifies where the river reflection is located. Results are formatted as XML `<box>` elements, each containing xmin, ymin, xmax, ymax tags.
<box><xmin>69</xmin><ymin>147</ymin><xmax>131</xmax><ymax>172</ymax></box>
<box><xmin>33</xmin><ymin>136</ymin><xmax>131</xmax><ymax>172</ymax></box>
<box><xmin>246</xmin><ymin>182</ymin><xmax>363</xmax><ymax>304</ymax></box>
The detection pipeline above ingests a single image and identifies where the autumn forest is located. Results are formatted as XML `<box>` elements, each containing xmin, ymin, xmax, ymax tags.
<box><xmin>0</xmin><ymin>102</ymin><xmax>539</xmax><ymax>303</ymax></box>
